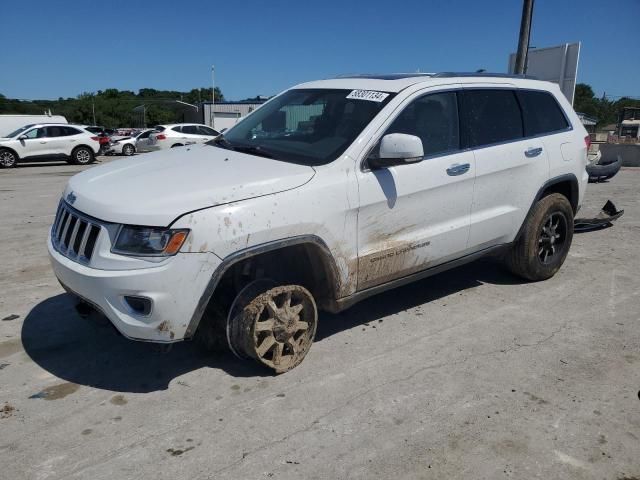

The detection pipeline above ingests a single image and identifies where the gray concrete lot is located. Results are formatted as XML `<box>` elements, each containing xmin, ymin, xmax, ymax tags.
<box><xmin>1</xmin><ymin>156</ymin><xmax>639</xmax><ymax>480</ymax></box>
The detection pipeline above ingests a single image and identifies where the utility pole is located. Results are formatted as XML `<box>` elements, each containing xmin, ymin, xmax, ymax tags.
<box><xmin>514</xmin><ymin>0</ymin><xmax>535</xmax><ymax>74</ymax></box>
<box><xmin>211</xmin><ymin>65</ymin><xmax>216</xmax><ymax>129</ymax></box>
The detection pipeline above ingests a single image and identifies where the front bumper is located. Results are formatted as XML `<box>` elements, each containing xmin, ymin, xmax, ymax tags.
<box><xmin>48</xmin><ymin>235</ymin><xmax>221</xmax><ymax>343</ymax></box>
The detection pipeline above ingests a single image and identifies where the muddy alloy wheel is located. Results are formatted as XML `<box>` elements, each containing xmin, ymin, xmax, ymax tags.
<box><xmin>538</xmin><ymin>212</ymin><xmax>568</xmax><ymax>265</ymax></box>
<box><xmin>227</xmin><ymin>281</ymin><xmax>318</xmax><ymax>374</ymax></box>
<box><xmin>505</xmin><ymin>193</ymin><xmax>573</xmax><ymax>281</ymax></box>
<box><xmin>0</xmin><ymin>149</ymin><xmax>17</xmax><ymax>168</ymax></box>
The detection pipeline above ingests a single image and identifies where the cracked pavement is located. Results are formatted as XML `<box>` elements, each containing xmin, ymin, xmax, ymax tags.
<box><xmin>1</xmin><ymin>159</ymin><xmax>639</xmax><ymax>479</ymax></box>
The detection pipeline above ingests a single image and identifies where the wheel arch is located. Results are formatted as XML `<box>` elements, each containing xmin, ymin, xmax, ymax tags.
<box><xmin>72</xmin><ymin>144</ymin><xmax>97</xmax><ymax>155</ymax></box>
<box><xmin>185</xmin><ymin>235</ymin><xmax>342</xmax><ymax>338</ymax></box>
<box><xmin>0</xmin><ymin>146</ymin><xmax>20</xmax><ymax>161</ymax></box>
<box><xmin>515</xmin><ymin>173</ymin><xmax>579</xmax><ymax>242</ymax></box>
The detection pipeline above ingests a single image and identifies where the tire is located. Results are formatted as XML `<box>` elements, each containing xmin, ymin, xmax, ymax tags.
<box><xmin>0</xmin><ymin>149</ymin><xmax>18</xmax><ymax>168</ymax></box>
<box><xmin>171</xmin><ymin>144</ymin><xmax>183</xmax><ymax>148</ymax></box>
<box><xmin>227</xmin><ymin>281</ymin><xmax>318</xmax><ymax>374</ymax></box>
<box><xmin>71</xmin><ymin>146</ymin><xmax>95</xmax><ymax>165</ymax></box>
<box><xmin>505</xmin><ymin>193</ymin><xmax>574</xmax><ymax>281</ymax></box>
<box><xmin>122</xmin><ymin>143</ymin><xmax>135</xmax><ymax>156</ymax></box>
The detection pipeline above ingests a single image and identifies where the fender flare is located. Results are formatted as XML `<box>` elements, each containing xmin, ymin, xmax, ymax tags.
<box><xmin>514</xmin><ymin>173</ymin><xmax>579</xmax><ymax>242</ymax></box>
<box><xmin>184</xmin><ymin>235</ymin><xmax>341</xmax><ymax>338</ymax></box>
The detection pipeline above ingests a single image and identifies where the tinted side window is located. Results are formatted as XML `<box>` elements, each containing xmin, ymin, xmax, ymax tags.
<box><xmin>46</xmin><ymin>126</ymin><xmax>66</xmax><ymax>137</ymax></box>
<box><xmin>63</xmin><ymin>127</ymin><xmax>81</xmax><ymax>136</ymax></box>
<box><xmin>182</xmin><ymin>126</ymin><xmax>200</xmax><ymax>134</ymax></box>
<box><xmin>385</xmin><ymin>91</ymin><xmax>459</xmax><ymax>157</ymax></box>
<box><xmin>461</xmin><ymin>90</ymin><xmax>523</xmax><ymax>148</ymax></box>
<box><xmin>517</xmin><ymin>90</ymin><xmax>569</xmax><ymax>136</ymax></box>
<box><xmin>198</xmin><ymin>126</ymin><xmax>218</xmax><ymax>135</ymax></box>
<box><xmin>172</xmin><ymin>126</ymin><xmax>183</xmax><ymax>133</ymax></box>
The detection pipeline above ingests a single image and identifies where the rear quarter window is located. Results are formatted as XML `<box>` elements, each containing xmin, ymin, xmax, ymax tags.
<box><xmin>516</xmin><ymin>90</ymin><xmax>570</xmax><ymax>136</ymax></box>
<box><xmin>461</xmin><ymin>89</ymin><xmax>523</xmax><ymax>148</ymax></box>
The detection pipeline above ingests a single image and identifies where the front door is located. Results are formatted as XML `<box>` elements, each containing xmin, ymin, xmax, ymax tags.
<box><xmin>16</xmin><ymin>127</ymin><xmax>50</xmax><ymax>158</ymax></box>
<box><xmin>356</xmin><ymin>90</ymin><xmax>475</xmax><ymax>290</ymax></box>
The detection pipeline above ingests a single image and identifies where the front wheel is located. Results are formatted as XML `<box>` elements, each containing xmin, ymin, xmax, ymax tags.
<box><xmin>0</xmin><ymin>149</ymin><xmax>18</xmax><ymax>168</ymax></box>
<box><xmin>122</xmin><ymin>143</ymin><xmax>135</xmax><ymax>156</ymax></box>
<box><xmin>505</xmin><ymin>193</ymin><xmax>574</xmax><ymax>281</ymax></box>
<box><xmin>227</xmin><ymin>282</ymin><xmax>318</xmax><ymax>374</ymax></box>
<box><xmin>71</xmin><ymin>146</ymin><xmax>95</xmax><ymax>165</ymax></box>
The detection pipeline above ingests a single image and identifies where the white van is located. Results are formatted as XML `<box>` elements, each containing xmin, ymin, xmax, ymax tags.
<box><xmin>0</xmin><ymin>114</ymin><xmax>67</xmax><ymax>137</ymax></box>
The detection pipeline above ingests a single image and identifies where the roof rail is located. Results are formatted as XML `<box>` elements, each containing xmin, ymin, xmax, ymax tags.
<box><xmin>333</xmin><ymin>73</ymin><xmax>435</xmax><ymax>80</ymax></box>
<box><xmin>431</xmin><ymin>72</ymin><xmax>538</xmax><ymax>80</ymax></box>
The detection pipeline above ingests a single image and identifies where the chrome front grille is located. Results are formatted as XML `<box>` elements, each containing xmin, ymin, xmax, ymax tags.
<box><xmin>51</xmin><ymin>202</ymin><xmax>102</xmax><ymax>264</ymax></box>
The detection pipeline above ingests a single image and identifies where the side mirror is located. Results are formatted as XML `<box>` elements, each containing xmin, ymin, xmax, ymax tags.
<box><xmin>368</xmin><ymin>133</ymin><xmax>424</xmax><ymax>169</ymax></box>
<box><xmin>18</xmin><ymin>135</ymin><xmax>28</xmax><ymax>140</ymax></box>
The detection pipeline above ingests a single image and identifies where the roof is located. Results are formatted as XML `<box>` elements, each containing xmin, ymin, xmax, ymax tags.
<box><xmin>294</xmin><ymin>72</ymin><xmax>545</xmax><ymax>93</ymax></box>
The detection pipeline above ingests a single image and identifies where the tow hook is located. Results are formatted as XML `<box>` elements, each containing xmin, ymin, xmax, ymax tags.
<box><xmin>74</xmin><ymin>301</ymin><xmax>95</xmax><ymax>319</ymax></box>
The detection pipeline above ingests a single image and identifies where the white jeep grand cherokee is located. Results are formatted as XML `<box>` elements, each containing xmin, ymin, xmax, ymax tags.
<box><xmin>48</xmin><ymin>73</ymin><xmax>589</xmax><ymax>373</ymax></box>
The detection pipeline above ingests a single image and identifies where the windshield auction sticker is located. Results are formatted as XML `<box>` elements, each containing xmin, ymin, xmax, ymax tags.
<box><xmin>346</xmin><ymin>90</ymin><xmax>390</xmax><ymax>102</ymax></box>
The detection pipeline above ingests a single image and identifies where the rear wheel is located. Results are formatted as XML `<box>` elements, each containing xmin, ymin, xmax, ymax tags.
<box><xmin>505</xmin><ymin>193</ymin><xmax>574</xmax><ymax>281</ymax></box>
<box><xmin>0</xmin><ymin>149</ymin><xmax>18</xmax><ymax>168</ymax></box>
<box><xmin>71</xmin><ymin>146</ymin><xmax>95</xmax><ymax>165</ymax></box>
<box><xmin>227</xmin><ymin>281</ymin><xmax>318</xmax><ymax>374</ymax></box>
<box><xmin>171</xmin><ymin>143</ymin><xmax>183</xmax><ymax>148</ymax></box>
<box><xmin>122</xmin><ymin>143</ymin><xmax>135</xmax><ymax>156</ymax></box>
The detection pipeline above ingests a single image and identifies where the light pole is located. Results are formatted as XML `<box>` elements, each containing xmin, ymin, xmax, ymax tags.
<box><xmin>514</xmin><ymin>0</ymin><xmax>535</xmax><ymax>75</ymax></box>
<box><xmin>211</xmin><ymin>65</ymin><xmax>215</xmax><ymax>129</ymax></box>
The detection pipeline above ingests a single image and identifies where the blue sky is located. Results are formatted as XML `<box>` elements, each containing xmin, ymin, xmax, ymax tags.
<box><xmin>1</xmin><ymin>0</ymin><xmax>637</xmax><ymax>101</ymax></box>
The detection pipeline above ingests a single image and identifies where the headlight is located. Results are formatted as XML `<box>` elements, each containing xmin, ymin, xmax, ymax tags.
<box><xmin>112</xmin><ymin>226</ymin><xmax>189</xmax><ymax>256</ymax></box>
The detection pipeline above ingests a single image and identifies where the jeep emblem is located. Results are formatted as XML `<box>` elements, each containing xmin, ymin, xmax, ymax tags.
<box><xmin>66</xmin><ymin>191</ymin><xmax>77</xmax><ymax>204</ymax></box>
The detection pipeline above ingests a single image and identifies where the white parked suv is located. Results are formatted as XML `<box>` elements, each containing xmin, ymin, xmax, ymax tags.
<box><xmin>146</xmin><ymin>123</ymin><xmax>219</xmax><ymax>151</ymax></box>
<box><xmin>48</xmin><ymin>73</ymin><xmax>589</xmax><ymax>373</ymax></box>
<box><xmin>0</xmin><ymin>124</ymin><xmax>101</xmax><ymax>168</ymax></box>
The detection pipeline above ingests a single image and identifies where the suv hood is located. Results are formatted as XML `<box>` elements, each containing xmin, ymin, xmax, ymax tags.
<box><xmin>64</xmin><ymin>144</ymin><xmax>315</xmax><ymax>226</ymax></box>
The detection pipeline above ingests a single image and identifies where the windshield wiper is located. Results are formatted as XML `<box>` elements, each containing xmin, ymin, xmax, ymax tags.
<box><xmin>207</xmin><ymin>135</ymin><xmax>236</xmax><ymax>150</ymax></box>
<box><xmin>233</xmin><ymin>144</ymin><xmax>277</xmax><ymax>159</ymax></box>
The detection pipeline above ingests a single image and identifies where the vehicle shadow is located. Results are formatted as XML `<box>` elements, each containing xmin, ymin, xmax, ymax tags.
<box><xmin>21</xmin><ymin>259</ymin><xmax>523</xmax><ymax>392</ymax></box>
<box><xmin>21</xmin><ymin>294</ymin><xmax>263</xmax><ymax>393</ymax></box>
<box><xmin>316</xmin><ymin>258</ymin><xmax>523</xmax><ymax>340</ymax></box>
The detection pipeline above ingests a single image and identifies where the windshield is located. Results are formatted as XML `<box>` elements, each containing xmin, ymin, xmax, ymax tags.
<box><xmin>5</xmin><ymin>124</ymin><xmax>35</xmax><ymax>138</ymax></box>
<box><xmin>210</xmin><ymin>88</ymin><xmax>395</xmax><ymax>165</ymax></box>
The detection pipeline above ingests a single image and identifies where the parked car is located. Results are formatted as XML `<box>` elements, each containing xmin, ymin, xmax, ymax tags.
<box><xmin>107</xmin><ymin>129</ymin><xmax>155</xmax><ymax>156</ymax></box>
<box><xmin>0</xmin><ymin>124</ymin><xmax>101</xmax><ymax>168</ymax></box>
<box><xmin>146</xmin><ymin>123</ymin><xmax>219</xmax><ymax>151</ymax></box>
<box><xmin>80</xmin><ymin>126</ymin><xmax>114</xmax><ymax>153</ymax></box>
<box><xmin>48</xmin><ymin>73</ymin><xmax>589</xmax><ymax>373</ymax></box>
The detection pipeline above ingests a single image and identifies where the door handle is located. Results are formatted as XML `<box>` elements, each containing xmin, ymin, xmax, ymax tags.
<box><xmin>39</xmin><ymin>141</ymin><xmax>47</xmax><ymax>144</ymax></box>
<box><xmin>446</xmin><ymin>163</ymin><xmax>470</xmax><ymax>176</ymax></box>
<box><xmin>525</xmin><ymin>147</ymin><xmax>543</xmax><ymax>158</ymax></box>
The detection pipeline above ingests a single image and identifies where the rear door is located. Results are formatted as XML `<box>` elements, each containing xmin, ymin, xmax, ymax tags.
<box><xmin>181</xmin><ymin>125</ymin><xmax>201</xmax><ymax>144</ymax></box>
<box><xmin>461</xmin><ymin>88</ymin><xmax>549</xmax><ymax>248</ymax></box>
<box><xmin>515</xmin><ymin>89</ymin><xmax>573</xmax><ymax>181</ymax></box>
<box><xmin>356</xmin><ymin>90</ymin><xmax>476</xmax><ymax>290</ymax></box>
<box><xmin>197</xmin><ymin>125</ymin><xmax>218</xmax><ymax>142</ymax></box>
<box><xmin>43</xmin><ymin>126</ymin><xmax>72</xmax><ymax>156</ymax></box>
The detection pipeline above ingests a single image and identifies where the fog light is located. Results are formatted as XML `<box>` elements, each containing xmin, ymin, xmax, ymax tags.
<box><xmin>124</xmin><ymin>296</ymin><xmax>152</xmax><ymax>316</ymax></box>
